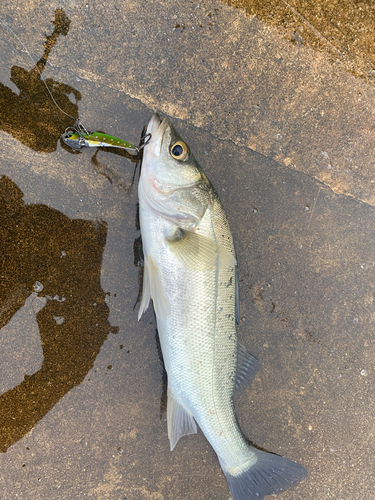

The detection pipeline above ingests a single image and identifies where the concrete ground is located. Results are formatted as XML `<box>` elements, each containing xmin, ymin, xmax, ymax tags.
<box><xmin>0</xmin><ymin>1</ymin><xmax>374</xmax><ymax>499</ymax></box>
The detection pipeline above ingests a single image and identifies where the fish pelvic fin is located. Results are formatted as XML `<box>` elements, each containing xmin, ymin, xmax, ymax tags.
<box><xmin>138</xmin><ymin>256</ymin><xmax>170</xmax><ymax>321</ymax></box>
<box><xmin>167</xmin><ymin>388</ymin><xmax>197</xmax><ymax>451</ymax></box>
<box><xmin>148</xmin><ymin>256</ymin><xmax>170</xmax><ymax>321</ymax></box>
<box><xmin>138</xmin><ymin>256</ymin><xmax>151</xmax><ymax>320</ymax></box>
<box><xmin>220</xmin><ymin>448</ymin><xmax>307</xmax><ymax>500</ymax></box>
<box><xmin>167</xmin><ymin>228</ymin><xmax>236</xmax><ymax>271</ymax></box>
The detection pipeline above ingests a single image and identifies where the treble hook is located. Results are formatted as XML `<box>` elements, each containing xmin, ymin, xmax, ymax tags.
<box><xmin>74</xmin><ymin>119</ymin><xmax>90</xmax><ymax>137</ymax></box>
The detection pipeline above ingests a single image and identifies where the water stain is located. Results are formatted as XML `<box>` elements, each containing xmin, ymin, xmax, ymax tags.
<box><xmin>0</xmin><ymin>9</ymin><xmax>80</xmax><ymax>153</ymax></box>
<box><xmin>0</xmin><ymin>175</ymin><xmax>113</xmax><ymax>453</ymax></box>
<box><xmin>90</xmin><ymin>125</ymin><xmax>146</xmax><ymax>193</ymax></box>
<box><xmin>221</xmin><ymin>0</ymin><xmax>375</xmax><ymax>81</ymax></box>
<box><xmin>1</xmin><ymin>4</ymin><xmax>375</xmax><ymax>498</ymax></box>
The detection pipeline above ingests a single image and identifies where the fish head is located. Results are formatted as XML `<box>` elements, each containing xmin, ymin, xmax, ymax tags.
<box><xmin>143</xmin><ymin>114</ymin><xmax>202</xmax><ymax>190</ymax></box>
<box><xmin>140</xmin><ymin>114</ymin><xmax>209</xmax><ymax>223</ymax></box>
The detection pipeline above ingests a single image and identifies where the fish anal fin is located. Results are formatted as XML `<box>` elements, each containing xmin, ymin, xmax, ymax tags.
<box><xmin>167</xmin><ymin>388</ymin><xmax>197</xmax><ymax>451</ymax></box>
<box><xmin>234</xmin><ymin>342</ymin><xmax>261</xmax><ymax>399</ymax></box>
<box><xmin>168</xmin><ymin>229</ymin><xmax>236</xmax><ymax>271</ymax></box>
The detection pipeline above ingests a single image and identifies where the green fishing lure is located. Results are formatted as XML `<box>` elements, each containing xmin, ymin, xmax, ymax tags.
<box><xmin>62</xmin><ymin>129</ymin><xmax>139</xmax><ymax>153</ymax></box>
<box><xmin>61</xmin><ymin>119</ymin><xmax>151</xmax><ymax>155</ymax></box>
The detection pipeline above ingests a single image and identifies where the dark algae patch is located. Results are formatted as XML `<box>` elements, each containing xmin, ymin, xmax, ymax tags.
<box><xmin>221</xmin><ymin>0</ymin><xmax>375</xmax><ymax>81</ymax></box>
<box><xmin>0</xmin><ymin>176</ymin><xmax>112</xmax><ymax>453</ymax></box>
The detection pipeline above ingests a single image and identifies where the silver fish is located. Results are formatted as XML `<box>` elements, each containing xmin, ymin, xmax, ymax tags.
<box><xmin>138</xmin><ymin>114</ymin><xmax>307</xmax><ymax>500</ymax></box>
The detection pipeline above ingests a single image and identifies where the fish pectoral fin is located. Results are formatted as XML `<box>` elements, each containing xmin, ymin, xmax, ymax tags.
<box><xmin>138</xmin><ymin>256</ymin><xmax>151</xmax><ymax>320</ymax></box>
<box><xmin>234</xmin><ymin>342</ymin><xmax>261</xmax><ymax>399</ymax></box>
<box><xmin>167</xmin><ymin>388</ymin><xmax>197</xmax><ymax>451</ymax></box>
<box><xmin>168</xmin><ymin>229</ymin><xmax>236</xmax><ymax>271</ymax></box>
<box><xmin>149</xmin><ymin>256</ymin><xmax>170</xmax><ymax>321</ymax></box>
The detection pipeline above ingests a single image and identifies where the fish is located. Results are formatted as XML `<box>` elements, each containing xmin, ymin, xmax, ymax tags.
<box><xmin>138</xmin><ymin>113</ymin><xmax>307</xmax><ymax>500</ymax></box>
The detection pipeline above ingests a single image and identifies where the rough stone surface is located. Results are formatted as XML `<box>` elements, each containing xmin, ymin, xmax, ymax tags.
<box><xmin>0</xmin><ymin>2</ymin><xmax>374</xmax><ymax>500</ymax></box>
<box><xmin>1</xmin><ymin>0</ymin><xmax>375</xmax><ymax>205</ymax></box>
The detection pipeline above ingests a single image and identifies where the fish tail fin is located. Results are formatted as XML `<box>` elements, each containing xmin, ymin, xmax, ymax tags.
<box><xmin>221</xmin><ymin>448</ymin><xmax>307</xmax><ymax>500</ymax></box>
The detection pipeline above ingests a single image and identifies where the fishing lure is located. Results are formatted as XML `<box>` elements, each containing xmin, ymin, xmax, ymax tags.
<box><xmin>1</xmin><ymin>20</ymin><xmax>151</xmax><ymax>156</ymax></box>
<box><xmin>61</xmin><ymin>121</ymin><xmax>151</xmax><ymax>155</ymax></box>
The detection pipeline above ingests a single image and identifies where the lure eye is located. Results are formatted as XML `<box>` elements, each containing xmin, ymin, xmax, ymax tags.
<box><xmin>170</xmin><ymin>141</ymin><xmax>190</xmax><ymax>161</ymax></box>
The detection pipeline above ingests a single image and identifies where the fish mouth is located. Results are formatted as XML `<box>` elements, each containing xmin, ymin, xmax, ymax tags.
<box><xmin>145</xmin><ymin>114</ymin><xmax>169</xmax><ymax>157</ymax></box>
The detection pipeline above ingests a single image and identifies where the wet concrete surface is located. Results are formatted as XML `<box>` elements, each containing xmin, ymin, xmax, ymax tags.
<box><xmin>223</xmin><ymin>0</ymin><xmax>375</xmax><ymax>81</ymax></box>
<box><xmin>0</xmin><ymin>2</ymin><xmax>374</xmax><ymax>500</ymax></box>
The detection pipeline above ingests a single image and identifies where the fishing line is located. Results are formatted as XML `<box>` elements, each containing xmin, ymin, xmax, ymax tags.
<box><xmin>0</xmin><ymin>20</ymin><xmax>87</xmax><ymax>131</ymax></box>
<box><xmin>0</xmin><ymin>20</ymin><xmax>151</xmax><ymax>152</ymax></box>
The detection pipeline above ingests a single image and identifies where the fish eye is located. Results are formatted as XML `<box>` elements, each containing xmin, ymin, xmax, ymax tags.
<box><xmin>170</xmin><ymin>141</ymin><xmax>190</xmax><ymax>161</ymax></box>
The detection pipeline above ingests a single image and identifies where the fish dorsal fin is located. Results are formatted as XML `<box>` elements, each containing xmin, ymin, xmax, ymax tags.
<box><xmin>138</xmin><ymin>256</ymin><xmax>170</xmax><ymax>321</ymax></box>
<box><xmin>235</xmin><ymin>265</ymin><xmax>240</xmax><ymax>325</ymax></box>
<box><xmin>234</xmin><ymin>342</ymin><xmax>261</xmax><ymax>399</ymax></box>
<box><xmin>168</xmin><ymin>228</ymin><xmax>236</xmax><ymax>271</ymax></box>
<box><xmin>167</xmin><ymin>388</ymin><xmax>197</xmax><ymax>451</ymax></box>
